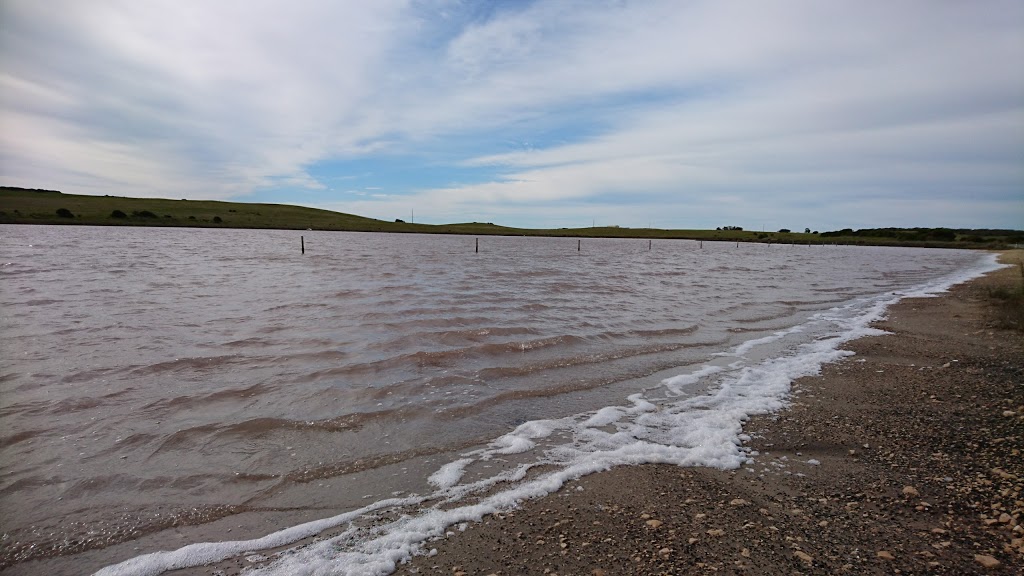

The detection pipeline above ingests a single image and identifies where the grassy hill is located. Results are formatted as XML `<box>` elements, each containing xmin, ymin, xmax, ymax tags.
<box><xmin>1</xmin><ymin>186</ymin><xmax>1020</xmax><ymax>248</ymax></box>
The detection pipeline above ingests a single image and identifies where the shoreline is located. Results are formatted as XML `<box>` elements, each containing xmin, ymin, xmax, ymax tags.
<box><xmin>388</xmin><ymin>256</ymin><xmax>1023</xmax><ymax>575</ymax></box>
<box><xmin>5</xmin><ymin>253</ymin><xmax>1020</xmax><ymax>576</ymax></box>
<box><xmin>156</xmin><ymin>252</ymin><xmax>1022</xmax><ymax>576</ymax></box>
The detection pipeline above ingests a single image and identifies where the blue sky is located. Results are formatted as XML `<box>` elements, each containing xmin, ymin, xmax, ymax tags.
<box><xmin>2</xmin><ymin>0</ymin><xmax>1022</xmax><ymax>231</ymax></box>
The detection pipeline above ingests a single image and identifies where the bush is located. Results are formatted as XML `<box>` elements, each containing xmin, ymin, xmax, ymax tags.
<box><xmin>212</xmin><ymin>216</ymin><xmax>223</xmax><ymax>223</ymax></box>
<box><xmin>110</xmin><ymin>210</ymin><xmax>127</xmax><ymax>219</ymax></box>
<box><xmin>778</xmin><ymin>228</ymin><xmax>790</xmax><ymax>233</ymax></box>
<box><xmin>131</xmin><ymin>210</ymin><xmax>157</xmax><ymax>218</ymax></box>
<box><xmin>56</xmin><ymin>208</ymin><xmax>74</xmax><ymax>218</ymax></box>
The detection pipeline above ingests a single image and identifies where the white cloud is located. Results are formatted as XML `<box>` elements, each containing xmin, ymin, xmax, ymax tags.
<box><xmin>1</xmin><ymin>0</ymin><xmax>1021</xmax><ymax>228</ymax></box>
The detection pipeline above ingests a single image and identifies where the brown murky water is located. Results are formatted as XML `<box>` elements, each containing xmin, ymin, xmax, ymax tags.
<box><xmin>0</xmin><ymin>225</ymin><xmax>990</xmax><ymax>575</ymax></box>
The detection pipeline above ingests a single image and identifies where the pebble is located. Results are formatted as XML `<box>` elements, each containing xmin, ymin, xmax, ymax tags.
<box><xmin>645</xmin><ymin>519</ymin><xmax>663</xmax><ymax>529</ymax></box>
<box><xmin>902</xmin><ymin>486</ymin><xmax>920</xmax><ymax>497</ymax></box>
<box><xmin>974</xmin><ymin>554</ymin><xmax>1001</xmax><ymax>569</ymax></box>
<box><xmin>793</xmin><ymin>550</ymin><xmax>813</xmax><ymax>564</ymax></box>
<box><xmin>877</xmin><ymin>550</ymin><xmax>895</xmax><ymax>560</ymax></box>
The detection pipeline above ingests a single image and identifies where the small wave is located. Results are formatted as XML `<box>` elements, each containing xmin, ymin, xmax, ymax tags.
<box><xmin>128</xmin><ymin>355</ymin><xmax>248</xmax><ymax>377</ymax></box>
<box><xmin>138</xmin><ymin>383</ymin><xmax>271</xmax><ymax>414</ymax></box>
<box><xmin>0</xmin><ymin>429</ymin><xmax>46</xmax><ymax>449</ymax></box>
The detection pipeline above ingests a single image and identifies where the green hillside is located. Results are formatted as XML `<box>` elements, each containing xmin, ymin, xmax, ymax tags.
<box><xmin>1</xmin><ymin>187</ymin><xmax>1020</xmax><ymax>248</ymax></box>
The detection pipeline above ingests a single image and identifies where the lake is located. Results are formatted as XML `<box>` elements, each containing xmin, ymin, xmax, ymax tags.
<box><xmin>0</xmin><ymin>225</ymin><xmax>999</xmax><ymax>575</ymax></box>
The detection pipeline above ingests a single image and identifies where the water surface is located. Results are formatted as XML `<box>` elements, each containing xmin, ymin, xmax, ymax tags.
<box><xmin>0</xmin><ymin>225</ymin><xmax>995</xmax><ymax>575</ymax></box>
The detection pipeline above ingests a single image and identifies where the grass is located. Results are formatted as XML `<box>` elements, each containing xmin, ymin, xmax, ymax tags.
<box><xmin>984</xmin><ymin>261</ymin><xmax>1024</xmax><ymax>332</ymax></box>
<box><xmin>0</xmin><ymin>186</ymin><xmax>1019</xmax><ymax>248</ymax></box>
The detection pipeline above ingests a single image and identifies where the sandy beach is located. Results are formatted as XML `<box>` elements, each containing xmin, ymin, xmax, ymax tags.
<box><xmin>384</xmin><ymin>256</ymin><xmax>1023</xmax><ymax>576</ymax></box>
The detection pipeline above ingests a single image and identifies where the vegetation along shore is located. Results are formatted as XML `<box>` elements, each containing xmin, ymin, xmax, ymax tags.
<box><xmin>2</xmin><ymin>187</ymin><xmax>1021</xmax><ymax>248</ymax></box>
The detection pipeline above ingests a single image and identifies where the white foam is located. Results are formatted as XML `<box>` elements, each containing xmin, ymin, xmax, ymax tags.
<box><xmin>427</xmin><ymin>458</ymin><xmax>473</xmax><ymax>490</ymax></box>
<box><xmin>661</xmin><ymin>365</ymin><xmax>724</xmax><ymax>395</ymax></box>
<box><xmin>95</xmin><ymin>251</ymin><xmax>1005</xmax><ymax>576</ymax></box>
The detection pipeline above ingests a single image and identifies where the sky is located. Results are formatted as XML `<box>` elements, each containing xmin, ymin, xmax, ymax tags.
<box><xmin>1</xmin><ymin>1</ymin><xmax>1022</xmax><ymax>231</ymax></box>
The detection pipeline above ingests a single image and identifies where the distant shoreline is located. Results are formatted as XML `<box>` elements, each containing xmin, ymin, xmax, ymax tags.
<box><xmin>2</xmin><ymin>187</ymin><xmax>1020</xmax><ymax>249</ymax></box>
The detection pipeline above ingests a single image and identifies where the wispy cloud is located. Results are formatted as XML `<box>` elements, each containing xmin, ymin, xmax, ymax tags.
<box><xmin>2</xmin><ymin>0</ymin><xmax>1021</xmax><ymax>229</ymax></box>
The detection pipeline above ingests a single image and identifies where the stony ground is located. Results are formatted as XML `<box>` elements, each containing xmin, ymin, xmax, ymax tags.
<box><xmin>392</xmin><ymin>260</ymin><xmax>1023</xmax><ymax>575</ymax></box>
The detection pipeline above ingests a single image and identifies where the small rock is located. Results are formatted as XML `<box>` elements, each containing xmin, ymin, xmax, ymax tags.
<box><xmin>999</xmin><ymin>513</ymin><xmax>1012</xmax><ymax>524</ymax></box>
<box><xmin>707</xmin><ymin>529</ymin><xmax>725</xmax><ymax>537</ymax></box>
<box><xmin>645</xmin><ymin>519</ymin><xmax>663</xmax><ymax>529</ymax></box>
<box><xmin>659</xmin><ymin>547</ymin><xmax>671</xmax><ymax>557</ymax></box>
<box><xmin>1002</xmin><ymin>410</ymin><xmax>1016</xmax><ymax>417</ymax></box>
<box><xmin>902</xmin><ymin>486</ymin><xmax>920</xmax><ymax>498</ymax></box>
<box><xmin>741</xmin><ymin>548</ymin><xmax>751</xmax><ymax>558</ymax></box>
<box><xmin>877</xmin><ymin>551</ymin><xmax>895</xmax><ymax>561</ymax></box>
<box><xmin>729</xmin><ymin>498</ymin><xmax>749</xmax><ymax>506</ymax></box>
<box><xmin>974</xmin><ymin>554</ymin><xmax>1000</xmax><ymax>569</ymax></box>
<box><xmin>794</xmin><ymin>550</ymin><xmax>813</xmax><ymax>565</ymax></box>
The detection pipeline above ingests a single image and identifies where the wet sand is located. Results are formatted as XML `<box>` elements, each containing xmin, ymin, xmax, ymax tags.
<box><xmin>389</xmin><ymin>256</ymin><xmax>1023</xmax><ymax>575</ymax></box>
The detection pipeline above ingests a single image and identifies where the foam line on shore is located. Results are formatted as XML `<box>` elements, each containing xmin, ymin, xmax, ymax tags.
<box><xmin>93</xmin><ymin>253</ymin><xmax>1005</xmax><ymax>576</ymax></box>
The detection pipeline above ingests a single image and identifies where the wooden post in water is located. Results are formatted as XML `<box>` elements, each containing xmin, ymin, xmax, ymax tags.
<box><xmin>301</xmin><ymin>235</ymin><xmax>305</xmax><ymax>255</ymax></box>
<box><xmin>700</xmin><ymin>240</ymin><xmax>703</xmax><ymax>249</ymax></box>
<box><xmin>475</xmin><ymin>238</ymin><xmax>479</xmax><ymax>253</ymax></box>
<box><xmin>578</xmin><ymin>239</ymin><xmax>581</xmax><ymax>252</ymax></box>
<box><xmin>648</xmin><ymin>239</ymin><xmax>652</xmax><ymax>251</ymax></box>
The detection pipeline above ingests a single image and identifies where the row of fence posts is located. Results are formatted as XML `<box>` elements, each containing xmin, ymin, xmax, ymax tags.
<box><xmin>300</xmin><ymin>236</ymin><xmax>841</xmax><ymax>254</ymax></box>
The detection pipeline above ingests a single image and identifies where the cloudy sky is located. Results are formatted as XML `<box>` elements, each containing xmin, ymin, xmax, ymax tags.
<box><xmin>2</xmin><ymin>1</ymin><xmax>1022</xmax><ymax>231</ymax></box>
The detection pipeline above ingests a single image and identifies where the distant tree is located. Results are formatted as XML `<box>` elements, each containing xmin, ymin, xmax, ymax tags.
<box><xmin>778</xmin><ymin>228</ymin><xmax>791</xmax><ymax>233</ymax></box>
<box><xmin>395</xmin><ymin>218</ymin><xmax>405</xmax><ymax>223</ymax></box>
<box><xmin>55</xmin><ymin>208</ymin><xmax>74</xmax><ymax>218</ymax></box>
<box><xmin>804</xmin><ymin>228</ymin><xmax>811</xmax><ymax>234</ymax></box>
<box><xmin>110</xmin><ymin>209</ymin><xmax>127</xmax><ymax>219</ymax></box>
